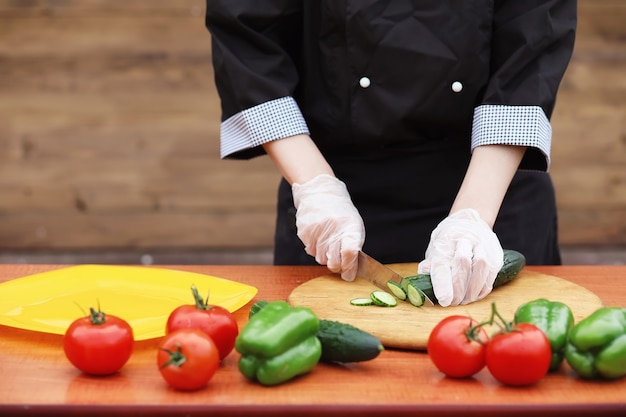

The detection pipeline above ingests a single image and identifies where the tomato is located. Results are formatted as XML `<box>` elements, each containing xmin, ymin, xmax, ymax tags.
<box><xmin>427</xmin><ymin>315</ymin><xmax>489</xmax><ymax>378</ymax></box>
<box><xmin>63</xmin><ymin>307</ymin><xmax>134</xmax><ymax>376</ymax></box>
<box><xmin>486</xmin><ymin>322</ymin><xmax>551</xmax><ymax>386</ymax></box>
<box><xmin>157</xmin><ymin>328</ymin><xmax>220</xmax><ymax>391</ymax></box>
<box><xmin>166</xmin><ymin>286</ymin><xmax>239</xmax><ymax>361</ymax></box>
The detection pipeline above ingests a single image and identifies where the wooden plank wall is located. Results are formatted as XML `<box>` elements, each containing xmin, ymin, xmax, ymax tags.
<box><xmin>550</xmin><ymin>0</ymin><xmax>626</xmax><ymax>246</ymax></box>
<box><xmin>0</xmin><ymin>0</ymin><xmax>624</xmax><ymax>254</ymax></box>
<box><xmin>0</xmin><ymin>0</ymin><xmax>280</xmax><ymax>251</ymax></box>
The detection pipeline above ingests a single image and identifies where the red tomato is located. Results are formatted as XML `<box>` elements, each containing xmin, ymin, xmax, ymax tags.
<box><xmin>486</xmin><ymin>322</ymin><xmax>551</xmax><ymax>386</ymax></box>
<box><xmin>157</xmin><ymin>328</ymin><xmax>220</xmax><ymax>391</ymax></box>
<box><xmin>166</xmin><ymin>286</ymin><xmax>239</xmax><ymax>360</ymax></box>
<box><xmin>427</xmin><ymin>315</ymin><xmax>489</xmax><ymax>378</ymax></box>
<box><xmin>63</xmin><ymin>307</ymin><xmax>134</xmax><ymax>376</ymax></box>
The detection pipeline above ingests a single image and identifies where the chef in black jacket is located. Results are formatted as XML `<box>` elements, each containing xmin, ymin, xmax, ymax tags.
<box><xmin>205</xmin><ymin>1</ymin><xmax>577</xmax><ymax>306</ymax></box>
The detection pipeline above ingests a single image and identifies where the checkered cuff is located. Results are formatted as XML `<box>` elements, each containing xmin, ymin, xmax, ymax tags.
<box><xmin>220</xmin><ymin>96</ymin><xmax>310</xmax><ymax>159</ymax></box>
<box><xmin>472</xmin><ymin>105</ymin><xmax>552</xmax><ymax>168</ymax></box>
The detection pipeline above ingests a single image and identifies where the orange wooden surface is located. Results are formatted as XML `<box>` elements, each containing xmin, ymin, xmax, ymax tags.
<box><xmin>0</xmin><ymin>264</ymin><xmax>625</xmax><ymax>417</ymax></box>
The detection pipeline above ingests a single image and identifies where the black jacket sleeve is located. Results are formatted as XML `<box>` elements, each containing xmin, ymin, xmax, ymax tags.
<box><xmin>484</xmin><ymin>0</ymin><xmax>577</xmax><ymax>116</ymax></box>
<box><xmin>205</xmin><ymin>0</ymin><xmax>303</xmax><ymax>120</ymax></box>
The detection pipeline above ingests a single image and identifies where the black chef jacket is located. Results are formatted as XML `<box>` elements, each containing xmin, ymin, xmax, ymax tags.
<box><xmin>205</xmin><ymin>1</ymin><xmax>577</xmax><ymax>266</ymax></box>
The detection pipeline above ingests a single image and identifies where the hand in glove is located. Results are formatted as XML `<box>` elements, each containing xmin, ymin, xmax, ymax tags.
<box><xmin>418</xmin><ymin>208</ymin><xmax>503</xmax><ymax>307</ymax></box>
<box><xmin>292</xmin><ymin>174</ymin><xmax>365</xmax><ymax>281</ymax></box>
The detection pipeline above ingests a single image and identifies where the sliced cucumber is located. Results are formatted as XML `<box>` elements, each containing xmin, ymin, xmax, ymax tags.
<box><xmin>370</xmin><ymin>290</ymin><xmax>398</xmax><ymax>307</ymax></box>
<box><xmin>386</xmin><ymin>280</ymin><xmax>407</xmax><ymax>301</ymax></box>
<box><xmin>406</xmin><ymin>283</ymin><xmax>425</xmax><ymax>307</ymax></box>
<box><xmin>350</xmin><ymin>297</ymin><xmax>374</xmax><ymax>306</ymax></box>
<box><xmin>400</xmin><ymin>277</ymin><xmax>412</xmax><ymax>292</ymax></box>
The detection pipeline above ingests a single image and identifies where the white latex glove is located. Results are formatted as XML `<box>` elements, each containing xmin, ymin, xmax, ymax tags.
<box><xmin>292</xmin><ymin>174</ymin><xmax>365</xmax><ymax>281</ymax></box>
<box><xmin>418</xmin><ymin>208</ymin><xmax>504</xmax><ymax>307</ymax></box>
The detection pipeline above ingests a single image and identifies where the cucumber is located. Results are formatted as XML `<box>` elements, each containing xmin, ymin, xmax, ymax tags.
<box><xmin>386</xmin><ymin>280</ymin><xmax>407</xmax><ymax>301</ymax></box>
<box><xmin>248</xmin><ymin>299</ymin><xmax>269</xmax><ymax>317</ymax></box>
<box><xmin>248</xmin><ymin>300</ymin><xmax>384</xmax><ymax>364</ymax></box>
<box><xmin>402</xmin><ymin>274</ymin><xmax>435</xmax><ymax>303</ymax></box>
<box><xmin>350</xmin><ymin>297</ymin><xmax>374</xmax><ymax>306</ymax></box>
<box><xmin>370</xmin><ymin>290</ymin><xmax>397</xmax><ymax>307</ymax></box>
<box><xmin>495</xmin><ymin>248</ymin><xmax>527</xmax><ymax>286</ymax></box>
<box><xmin>316</xmin><ymin>319</ymin><xmax>384</xmax><ymax>364</ymax></box>
<box><xmin>405</xmin><ymin>249</ymin><xmax>526</xmax><ymax>305</ymax></box>
<box><xmin>405</xmin><ymin>282</ymin><xmax>425</xmax><ymax>307</ymax></box>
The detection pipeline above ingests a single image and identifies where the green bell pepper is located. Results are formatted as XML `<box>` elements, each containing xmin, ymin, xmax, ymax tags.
<box><xmin>235</xmin><ymin>300</ymin><xmax>322</xmax><ymax>386</ymax></box>
<box><xmin>514</xmin><ymin>298</ymin><xmax>574</xmax><ymax>371</ymax></box>
<box><xmin>565</xmin><ymin>306</ymin><xmax>626</xmax><ymax>380</ymax></box>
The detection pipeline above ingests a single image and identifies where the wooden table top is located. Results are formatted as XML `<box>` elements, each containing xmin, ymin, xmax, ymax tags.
<box><xmin>1</xmin><ymin>264</ymin><xmax>625</xmax><ymax>417</ymax></box>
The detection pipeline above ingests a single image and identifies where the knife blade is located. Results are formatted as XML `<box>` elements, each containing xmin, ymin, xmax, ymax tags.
<box><xmin>356</xmin><ymin>251</ymin><xmax>434</xmax><ymax>306</ymax></box>
<box><xmin>356</xmin><ymin>251</ymin><xmax>405</xmax><ymax>291</ymax></box>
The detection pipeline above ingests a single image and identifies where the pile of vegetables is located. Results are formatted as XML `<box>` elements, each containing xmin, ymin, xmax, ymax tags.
<box><xmin>239</xmin><ymin>300</ymin><xmax>384</xmax><ymax>386</ymax></box>
<box><xmin>63</xmin><ymin>285</ymin><xmax>240</xmax><ymax>391</ymax></box>
<box><xmin>62</xmin><ymin>292</ymin><xmax>384</xmax><ymax>390</ymax></box>
<box><xmin>427</xmin><ymin>300</ymin><xmax>626</xmax><ymax>386</ymax></box>
<box><xmin>61</xmin><ymin>250</ymin><xmax>626</xmax><ymax>391</ymax></box>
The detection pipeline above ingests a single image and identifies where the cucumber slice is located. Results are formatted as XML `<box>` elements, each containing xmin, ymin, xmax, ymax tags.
<box><xmin>350</xmin><ymin>297</ymin><xmax>374</xmax><ymax>306</ymax></box>
<box><xmin>370</xmin><ymin>290</ymin><xmax>398</xmax><ymax>307</ymax></box>
<box><xmin>406</xmin><ymin>283</ymin><xmax>425</xmax><ymax>307</ymax></box>
<box><xmin>386</xmin><ymin>280</ymin><xmax>407</xmax><ymax>301</ymax></box>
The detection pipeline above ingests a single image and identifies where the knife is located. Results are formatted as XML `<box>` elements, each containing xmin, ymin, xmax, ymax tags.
<box><xmin>356</xmin><ymin>251</ymin><xmax>405</xmax><ymax>290</ymax></box>
<box><xmin>356</xmin><ymin>251</ymin><xmax>434</xmax><ymax>306</ymax></box>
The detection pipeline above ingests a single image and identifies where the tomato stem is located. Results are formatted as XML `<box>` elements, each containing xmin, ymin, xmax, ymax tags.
<box><xmin>160</xmin><ymin>344</ymin><xmax>187</xmax><ymax>369</ymax></box>
<box><xmin>466</xmin><ymin>315</ymin><xmax>491</xmax><ymax>345</ymax></box>
<box><xmin>191</xmin><ymin>285</ymin><xmax>210</xmax><ymax>310</ymax></box>
<box><xmin>89</xmin><ymin>307</ymin><xmax>107</xmax><ymax>325</ymax></box>
<box><xmin>488</xmin><ymin>302</ymin><xmax>514</xmax><ymax>333</ymax></box>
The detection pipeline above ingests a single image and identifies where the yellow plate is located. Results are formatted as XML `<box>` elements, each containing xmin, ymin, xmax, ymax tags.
<box><xmin>0</xmin><ymin>265</ymin><xmax>258</xmax><ymax>340</ymax></box>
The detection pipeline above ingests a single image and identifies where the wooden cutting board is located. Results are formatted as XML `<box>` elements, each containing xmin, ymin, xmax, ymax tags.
<box><xmin>288</xmin><ymin>264</ymin><xmax>604</xmax><ymax>350</ymax></box>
